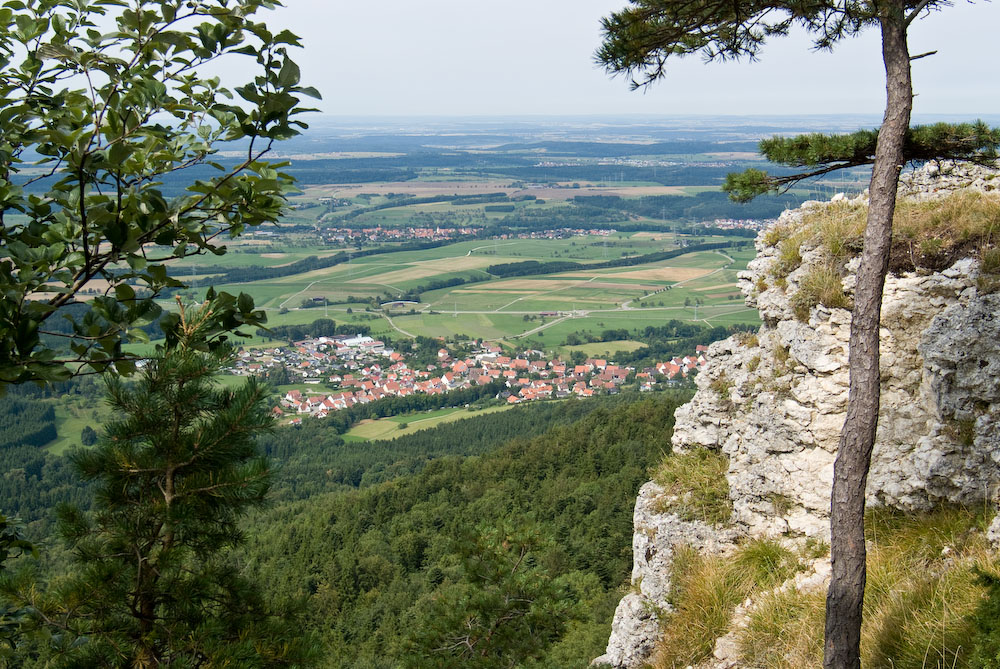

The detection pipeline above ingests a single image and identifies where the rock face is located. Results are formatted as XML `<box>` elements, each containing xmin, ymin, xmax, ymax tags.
<box><xmin>598</xmin><ymin>161</ymin><xmax>1000</xmax><ymax>668</ymax></box>
<box><xmin>593</xmin><ymin>483</ymin><xmax>739</xmax><ymax>668</ymax></box>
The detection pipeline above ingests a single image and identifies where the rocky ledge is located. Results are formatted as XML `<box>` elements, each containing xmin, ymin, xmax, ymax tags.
<box><xmin>597</xmin><ymin>161</ymin><xmax>1000</xmax><ymax>668</ymax></box>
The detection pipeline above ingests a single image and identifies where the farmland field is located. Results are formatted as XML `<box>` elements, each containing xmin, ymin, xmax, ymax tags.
<box><xmin>195</xmin><ymin>236</ymin><xmax>760</xmax><ymax>345</ymax></box>
<box><xmin>301</xmin><ymin>181</ymin><xmax>695</xmax><ymax>203</ymax></box>
<box><xmin>131</xmin><ymin>115</ymin><xmax>830</xmax><ymax>351</ymax></box>
<box><xmin>46</xmin><ymin>401</ymin><xmax>108</xmax><ymax>455</ymax></box>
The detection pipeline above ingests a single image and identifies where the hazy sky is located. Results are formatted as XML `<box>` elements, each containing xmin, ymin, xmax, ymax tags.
<box><xmin>265</xmin><ymin>1</ymin><xmax>998</xmax><ymax>118</ymax></box>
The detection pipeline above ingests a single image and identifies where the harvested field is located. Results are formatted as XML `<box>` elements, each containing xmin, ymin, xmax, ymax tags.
<box><xmin>602</xmin><ymin>267</ymin><xmax>715</xmax><ymax>281</ymax></box>
<box><xmin>489</xmin><ymin>279</ymin><xmax>582</xmax><ymax>291</ymax></box>
<box><xmin>418</xmin><ymin>257</ymin><xmax>495</xmax><ymax>271</ymax></box>
<box><xmin>260</xmin><ymin>253</ymin><xmax>287</xmax><ymax>258</ymax></box>
<box><xmin>451</xmin><ymin>289</ymin><xmax>536</xmax><ymax>295</ymax></box>
<box><xmin>559</xmin><ymin>267</ymin><xmax>713</xmax><ymax>281</ymax></box>
<box><xmin>348</xmin><ymin>257</ymin><xmax>492</xmax><ymax>285</ymax></box>
<box><xmin>554</xmin><ymin>296</ymin><xmax>621</xmax><ymax>303</ymax></box>
<box><xmin>692</xmin><ymin>283</ymin><xmax>737</xmax><ymax>292</ymax></box>
<box><xmin>582</xmin><ymin>281</ymin><xmax>661</xmax><ymax>291</ymax></box>
<box><xmin>472</xmin><ymin>278</ymin><xmax>661</xmax><ymax>295</ymax></box>
<box><xmin>347</xmin><ymin>266</ymin><xmax>436</xmax><ymax>284</ymax></box>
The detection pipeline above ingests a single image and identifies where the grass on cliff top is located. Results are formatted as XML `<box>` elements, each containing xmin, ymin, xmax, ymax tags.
<box><xmin>765</xmin><ymin>190</ymin><xmax>1000</xmax><ymax>320</ymax></box>
<box><xmin>740</xmin><ymin>505</ymin><xmax>995</xmax><ymax>669</ymax></box>
<box><xmin>653</xmin><ymin>448</ymin><xmax>731</xmax><ymax>525</ymax></box>
<box><xmin>769</xmin><ymin>189</ymin><xmax>1000</xmax><ymax>275</ymax></box>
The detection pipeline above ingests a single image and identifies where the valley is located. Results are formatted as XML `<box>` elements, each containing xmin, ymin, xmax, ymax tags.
<box><xmin>0</xmin><ymin>116</ymin><xmax>894</xmax><ymax>669</ymax></box>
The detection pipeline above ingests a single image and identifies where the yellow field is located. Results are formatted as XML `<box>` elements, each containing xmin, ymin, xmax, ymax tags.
<box><xmin>346</xmin><ymin>405</ymin><xmax>513</xmax><ymax>441</ymax></box>
<box><xmin>451</xmin><ymin>289</ymin><xmax>537</xmax><ymax>295</ymax></box>
<box><xmin>692</xmin><ymin>283</ymin><xmax>736</xmax><ymax>292</ymax></box>
<box><xmin>489</xmin><ymin>279</ymin><xmax>583</xmax><ymax>290</ymax></box>
<box><xmin>556</xmin><ymin>296</ymin><xmax>622</xmax><ymax>304</ymax></box>
<box><xmin>421</xmin><ymin>257</ymin><xmax>496</xmax><ymax>271</ymax></box>
<box><xmin>347</xmin><ymin>265</ymin><xmax>439</xmax><ymax>285</ymax></box>
<box><xmin>598</xmin><ymin>267</ymin><xmax>714</xmax><ymax>281</ymax></box>
<box><xmin>584</xmin><ymin>281</ymin><xmax>662</xmax><ymax>291</ymax></box>
<box><xmin>559</xmin><ymin>267</ymin><xmax>712</xmax><ymax>281</ymax></box>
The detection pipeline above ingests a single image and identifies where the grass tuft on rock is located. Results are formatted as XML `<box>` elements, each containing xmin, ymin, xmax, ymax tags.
<box><xmin>771</xmin><ymin>190</ymin><xmax>1000</xmax><ymax>317</ymax></box>
<box><xmin>653</xmin><ymin>540</ymin><xmax>802</xmax><ymax>669</ymax></box>
<box><xmin>653</xmin><ymin>448</ymin><xmax>731</xmax><ymax>525</ymax></box>
<box><xmin>789</xmin><ymin>263</ymin><xmax>853</xmax><ymax>321</ymax></box>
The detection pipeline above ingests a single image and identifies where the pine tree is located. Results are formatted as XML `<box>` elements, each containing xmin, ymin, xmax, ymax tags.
<box><xmin>404</xmin><ymin>524</ymin><xmax>579</xmax><ymax>668</ymax></box>
<box><xmin>45</xmin><ymin>304</ymin><xmax>317</xmax><ymax>667</ymax></box>
<box><xmin>0</xmin><ymin>514</ymin><xmax>35</xmax><ymax>659</ymax></box>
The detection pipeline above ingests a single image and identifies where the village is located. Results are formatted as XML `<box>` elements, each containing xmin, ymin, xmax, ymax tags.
<box><xmin>229</xmin><ymin>334</ymin><xmax>709</xmax><ymax>422</ymax></box>
<box><xmin>318</xmin><ymin>225</ymin><xmax>620</xmax><ymax>245</ymax></box>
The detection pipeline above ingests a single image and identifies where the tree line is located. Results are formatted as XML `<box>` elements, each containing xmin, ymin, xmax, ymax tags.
<box><xmin>0</xmin><ymin>400</ymin><xmax>56</xmax><ymax>450</ymax></box>
<box><xmin>574</xmin><ymin>189</ymin><xmax>809</xmax><ymax>222</ymax></box>
<box><xmin>186</xmin><ymin>239</ymin><xmax>459</xmax><ymax>287</ymax></box>
<box><xmin>257</xmin><ymin>395</ymin><xmax>623</xmax><ymax>500</ymax></box>
<box><xmin>255</xmin><ymin>318</ymin><xmax>372</xmax><ymax>343</ymax></box>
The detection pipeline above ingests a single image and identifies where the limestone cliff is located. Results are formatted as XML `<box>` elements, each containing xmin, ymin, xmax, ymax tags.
<box><xmin>595</xmin><ymin>162</ymin><xmax>1000</xmax><ymax>669</ymax></box>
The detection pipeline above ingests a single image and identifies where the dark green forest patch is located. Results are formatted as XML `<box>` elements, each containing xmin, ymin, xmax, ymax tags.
<box><xmin>241</xmin><ymin>393</ymin><xmax>687</xmax><ymax>667</ymax></box>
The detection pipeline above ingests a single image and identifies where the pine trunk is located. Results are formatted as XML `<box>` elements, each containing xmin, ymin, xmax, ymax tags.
<box><xmin>823</xmin><ymin>2</ymin><xmax>912</xmax><ymax>667</ymax></box>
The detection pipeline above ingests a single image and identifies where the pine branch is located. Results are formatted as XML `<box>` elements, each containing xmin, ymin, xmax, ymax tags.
<box><xmin>724</xmin><ymin>122</ymin><xmax>1000</xmax><ymax>201</ymax></box>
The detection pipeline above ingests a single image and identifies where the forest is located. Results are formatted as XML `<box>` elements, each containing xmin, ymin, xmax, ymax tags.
<box><xmin>574</xmin><ymin>190</ymin><xmax>807</xmax><ymax>222</ymax></box>
<box><xmin>561</xmin><ymin>320</ymin><xmax>754</xmax><ymax>367</ymax></box>
<box><xmin>2</xmin><ymin>382</ymin><xmax>689</xmax><ymax>666</ymax></box>
<box><xmin>240</xmin><ymin>392</ymin><xmax>688</xmax><ymax>667</ymax></box>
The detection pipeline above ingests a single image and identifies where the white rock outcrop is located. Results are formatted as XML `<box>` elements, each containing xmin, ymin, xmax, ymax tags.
<box><xmin>598</xmin><ymin>162</ymin><xmax>1000</xmax><ymax>668</ymax></box>
<box><xmin>593</xmin><ymin>482</ymin><xmax>738</xmax><ymax>668</ymax></box>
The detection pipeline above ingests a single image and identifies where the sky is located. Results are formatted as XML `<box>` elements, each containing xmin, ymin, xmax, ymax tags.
<box><xmin>264</xmin><ymin>0</ymin><xmax>999</xmax><ymax>119</ymax></box>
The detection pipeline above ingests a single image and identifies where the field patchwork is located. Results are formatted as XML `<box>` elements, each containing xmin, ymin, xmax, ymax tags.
<box><xmin>616</xmin><ymin>267</ymin><xmax>714</xmax><ymax>281</ymax></box>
